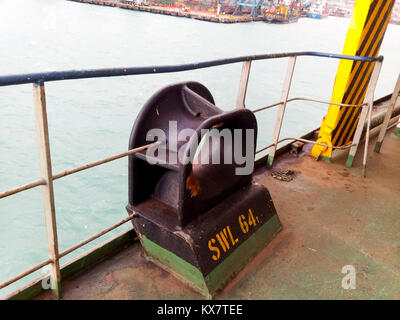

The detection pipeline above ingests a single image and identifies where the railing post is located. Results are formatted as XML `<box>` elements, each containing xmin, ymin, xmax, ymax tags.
<box><xmin>33</xmin><ymin>81</ymin><xmax>62</xmax><ymax>299</ymax></box>
<box><xmin>374</xmin><ymin>72</ymin><xmax>400</xmax><ymax>152</ymax></box>
<box><xmin>236</xmin><ymin>60</ymin><xmax>252</xmax><ymax>109</ymax></box>
<box><xmin>267</xmin><ymin>56</ymin><xmax>296</xmax><ymax>166</ymax></box>
<box><xmin>346</xmin><ymin>60</ymin><xmax>383</xmax><ymax>172</ymax></box>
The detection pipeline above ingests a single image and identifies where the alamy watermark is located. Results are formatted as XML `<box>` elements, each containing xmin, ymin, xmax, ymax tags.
<box><xmin>145</xmin><ymin>121</ymin><xmax>255</xmax><ymax>175</ymax></box>
<box><xmin>341</xmin><ymin>265</ymin><xmax>356</xmax><ymax>290</ymax></box>
<box><xmin>41</xmin><ymin>265</ymin><xmax>56</xmax><ymax>290</ymax></box>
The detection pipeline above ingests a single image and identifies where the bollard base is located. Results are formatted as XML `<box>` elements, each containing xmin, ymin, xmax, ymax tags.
<box><xmin>128</xmin><ymin>183</ymin><xmax>282</xmax><ymax>298</ymax></box>
<box><xmin>141</xmin><ymin>214</ymin><xmax>282</xmax><ymax>298</ymax></box>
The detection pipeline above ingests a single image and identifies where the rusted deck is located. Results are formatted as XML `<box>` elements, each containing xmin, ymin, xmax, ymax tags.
<box><xmin>38</xmin><ymin>126</ymin><xmax>400</xmax><ymax>300</ymax></box>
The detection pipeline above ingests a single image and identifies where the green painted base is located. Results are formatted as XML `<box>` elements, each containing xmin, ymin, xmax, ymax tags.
<box><xmin>141</xmin><ymin>214</ymin><xmax>282</xmax><ymax>298</ymax></box>
<box><xmin>374</xmin><ymin>141</ymin><xmax>382</xmax><ymax>153</ymax></box>
<box><xmin>346</xmin><ymin>155</ymin><xmax>355</xmax><ymax>168</ymax></box>
<box><xmin>319</xmin><ymin>155</ymin><xmax>332</xmax><ymax>163</ymax></box>
<box><xmin>53</xmin><ymin>280</ymin><xmax>62</xmax><ymax>300</ymax></box>
<box><xmin>267</xmin><ymin>155</ymin><xmax>274</xmax><ymax>167</ymax></box>
<box><xmin>362</xmin><ymin>164</ymin><xmax>366</xmax><ymax>178</ymax></box>
<box><xmin>395</xmin><ymin>127</ymin><xmax>400</xmax><ymax>137</ymax></box>
<box><xmin>143</xmin><ymin>241</ymin><xmax>211</xmax><ymax>298</ymax></box>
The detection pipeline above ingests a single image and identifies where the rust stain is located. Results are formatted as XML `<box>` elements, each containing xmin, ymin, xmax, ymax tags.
<box><xmin>105</xmin><ymin>273</ymin><xmax>111</xmax><ymax>284</ymax></box>
<box><xmin>212</xmin><ymin>122</ymin><xmax>224</xmax><ymax>129</ymax></box>
<box><xmin>185</xmin><ymin>171</ymin><xmax>200</xmax><ymax>198</ymax></box>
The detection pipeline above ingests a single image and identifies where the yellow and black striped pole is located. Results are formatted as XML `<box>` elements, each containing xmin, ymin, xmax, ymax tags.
<box><xmin>311</xmin><ymin>0</ymin><xmax>395</xmax><ymax>161</ymax></box>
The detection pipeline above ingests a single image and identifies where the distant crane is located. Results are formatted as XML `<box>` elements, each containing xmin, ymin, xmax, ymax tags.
<box><xmin>232</xmin><ymin>0</ymin><xmax>302</xmax><ymax>18</ymax></box>
<box><xmin>233</xmin><ymin>0</ymin><xmax>267</xmax><ymax>17</ymax></box>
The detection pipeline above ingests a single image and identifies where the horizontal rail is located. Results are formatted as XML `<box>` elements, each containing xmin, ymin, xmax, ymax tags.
<box><xmin>0</xmin><ymin>51</ymin><xmax>382</xmax><ymax>87</ymax></box>
<box><xmin>256</xmin><ymin>137</ymin><xmax>356</xmax><ymax>154</ymax></box>
<box><xmin>252</xmin><ymin>101</ymin><xmax>284</xmax><ymax>113</ymax></box>
<box><xmin>0</xmin><ymin>215</ymin><xmax>135</xmax><ymax>291</ymax></box>
<box><xmin>279</xmin><ymin>137</ymin><xmax>356</xmax><ymax>149</ymax></box>
<box><xmin>0</xmin><ymin>259</ymin><xmax>51</xmax><ymax>290</ymax></box>
<box><xmin>251</xmin><ymin>97</ymin><xmax>367</xmax><ymax>113</ymax></box>
<box><xmin>387</xmin><ymin>119</ymin><xmax>400</xmax><ymax>130</ymax></box>
<box><xmin>0</xmin><ymin>179</ymin><xmax>45</xmax><ymax>200</ymax></box>
<box><xmin>0</xmin><ymin>140</ymin><xmax>157</xmax><ymax>291</ymax></box>
<box><xmin>287</xmin><ymin>97</ymin><xmax>367</xmax><ymax>108</ymax></box>
<box><xmin>255</xmin><ymin>143</ymin><xmax>276</xmax><ymax>154</ymax></box>
<box><xmin>58</xmin><ymin>215</ymin><xmax>134</xmax><ymax>258</ymax></box>
<box><xmin>0</xmin><ymin>141</ymin><xmax>161</xmax><ymax>200</ymax></box>
<box><xmin>52</xmin><ymin>140</ymin><xmax>161</xmax><ymax>180</ymax></box>
<box><xmin>268</xmin><ymin>101</ymin><xmax>400</xmax><ymax>162</ymax></box>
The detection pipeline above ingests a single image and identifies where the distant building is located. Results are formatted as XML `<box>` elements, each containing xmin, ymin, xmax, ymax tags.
<box><xmin>325</xmin><ymin>0</ymin><xmax>354</xmax><ymax>10</ymax></box>
<box><xmin>121</xmin><ymin>0</ymin><xmax>146</xmax><ymax>5</ymax></box>
<box><xmin>326</xmin><ymin>0</ymin><xmax>399</xmax><ymax>24</ymax></box>
<box><xmin>391</xmin><ymin>0</ymin><xmax>400</xmax><ymax>24</ymax></box>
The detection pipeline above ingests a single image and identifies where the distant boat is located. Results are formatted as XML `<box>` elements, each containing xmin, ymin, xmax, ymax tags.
<box><xmin>307</xmin><ymin>12</ymin><xmax>325</xmax><ymax>19</ymax></box>
<box><xmin>264</xmin><ymin>12</ymin><xmax>299</xmax><ymax>24</ymax></box>
<box><xmin>263</xmin><ymin>2</ymin><xmax>299</xmax><ymax>24</ymax></box>
<box><xmin>307</xmin><ymin>0</ymin><xmax>328</xmax><ymax>19</ymax></box>
<box><xmin>330</xmin><ymin>7</ymin><xmax>352</xmax><ymax>18</ymax></box>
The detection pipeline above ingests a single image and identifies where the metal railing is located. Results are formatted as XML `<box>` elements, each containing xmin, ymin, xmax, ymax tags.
<box><xmin>0</xmin><ymin>51</ymin><xmax>382</xmax><ymax>299</ymax></box>
<box><xmin>374</xmin><ymin>72</ymin><xmax>400</xmax><ymax>152</ymax></box>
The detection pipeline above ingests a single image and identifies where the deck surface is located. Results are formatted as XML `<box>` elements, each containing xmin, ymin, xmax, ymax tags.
<box><xmin>38</xmin><ymin>127</ymin><xmax>400</xmax><ymax>300</ymax></box>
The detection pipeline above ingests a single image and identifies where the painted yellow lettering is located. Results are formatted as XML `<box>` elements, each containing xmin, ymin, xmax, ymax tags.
<box><xmin>216</xmin><ymin>231</ymin><xmax>230</xmax><ymax>252</ymax></box>
<box><xmin>239</xmin><ymin>214</ymin><xmax>249</xmax><ymax>234</ymax></box>
<box><xmin>208</xmin><ymin>238</ymin><xmax>220</xmax><ymax>261</ymax></box>
<box><xmin>220</xmin><ymin>228</ymin><xmax>230</xmax><ymax>250</ymax></box>
<box><xmin>227</xmin><ymin>226</ymin><xmax>239</xmax><ymax>245</ymax></box>
<box><xmin>216</xmin><ymin>233</ymin><xmax>227</xmax><ymax>252</ymax></box>
<box><xmin>248</xmin><ymin>209</ymin><xmax>257</xmax><ymax>227</ymax></box>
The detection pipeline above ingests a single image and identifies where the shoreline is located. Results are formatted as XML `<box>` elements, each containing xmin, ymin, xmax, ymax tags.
<box><xmin>66</xmin><ymin>0</ymin><xmax>265</xmax><ymax>23</ymax></box>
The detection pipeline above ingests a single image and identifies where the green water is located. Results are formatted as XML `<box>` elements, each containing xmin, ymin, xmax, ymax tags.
<box><xmin>0</xmin><ymin>0</ymin><xmax>399</xmax><ymax>296</ymax></box>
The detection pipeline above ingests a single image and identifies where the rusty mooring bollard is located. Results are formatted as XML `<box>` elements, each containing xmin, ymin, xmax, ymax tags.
<box><xmin>126</xmin><ymin>82</ymin><xmax>282</xmax><ymax>298</ymax></box>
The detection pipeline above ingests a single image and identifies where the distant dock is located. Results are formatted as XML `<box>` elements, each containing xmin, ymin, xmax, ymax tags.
<box><xmin>67</xmin><ymin>0</ymin><xmax>264</xmax><ymax>23</ymax></box>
